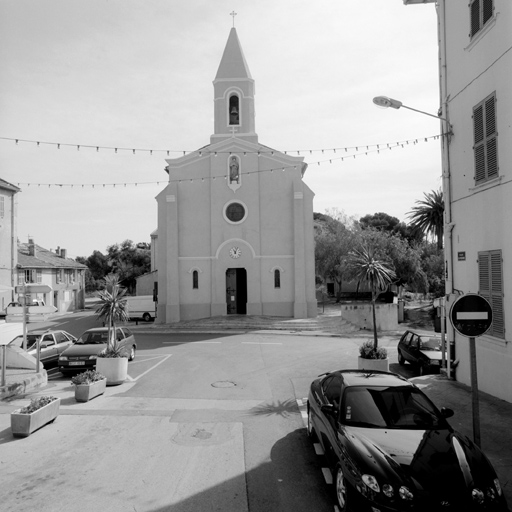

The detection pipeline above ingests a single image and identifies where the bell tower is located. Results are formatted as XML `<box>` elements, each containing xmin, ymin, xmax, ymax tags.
<box><xmin>211</xmin><ymin>28</ymin><xmax>258</xmax><ymax>144</ymax></box>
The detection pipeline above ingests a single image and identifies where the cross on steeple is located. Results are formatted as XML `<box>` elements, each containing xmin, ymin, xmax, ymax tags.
<box><xmin>230</xmin><ymin>11</ymin><xmax>237</xmax><ymax>27</ymax></box>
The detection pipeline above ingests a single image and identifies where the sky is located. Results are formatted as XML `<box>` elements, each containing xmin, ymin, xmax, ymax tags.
<box><xmin>0</xmin><ymin>0</ymin><xmax>442</xmax><ymax>259</ymax></box>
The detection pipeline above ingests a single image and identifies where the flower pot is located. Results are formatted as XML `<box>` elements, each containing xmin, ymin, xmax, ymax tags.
<box><xmin>358</xmin><ymin>356</ymin><xmax>389</xmax><ymax>373</ymax></box>
<box><xmin>74</xmin><ymin>378</ymin><xmax>107</xmax><ymax>402</ymax></box>
<box><xmin>11</xmin><ymin>398</ymin><xmax>61</xmax><ymax>437</ymax></box>
<box><xmin>96</xmin><ymin>357</ymin><xmax>128</xmax><ymax>386</ymax></box>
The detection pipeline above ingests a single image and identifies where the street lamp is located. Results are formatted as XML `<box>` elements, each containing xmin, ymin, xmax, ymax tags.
<box><xmin>373</xmin><ymin>96</ymin><xmax>447</xmax><ymax>122</ymax></box>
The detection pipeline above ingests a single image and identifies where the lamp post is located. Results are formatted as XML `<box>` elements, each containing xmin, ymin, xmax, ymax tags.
<box><xmin>372</xmin><ymin>96</ymin><xmax>448</xmax><ymax>122</ymax></box>
<box><xmin>373</xmin><ymin>94</ymin><xmax>453</xmax><ymax>377</ymax></box>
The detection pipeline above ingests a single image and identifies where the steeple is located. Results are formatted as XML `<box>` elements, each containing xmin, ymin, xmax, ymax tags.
<box><xmin>212</xmin><ymin>28</ymin><xmax>257</xmax><ymax>144</ymax></box>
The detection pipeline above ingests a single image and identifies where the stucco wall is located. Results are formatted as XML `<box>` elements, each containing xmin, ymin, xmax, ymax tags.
<box><xmin>341</xmin><ymin>303</ymin><xmax>398</xmax><ymax>331</ymax></box>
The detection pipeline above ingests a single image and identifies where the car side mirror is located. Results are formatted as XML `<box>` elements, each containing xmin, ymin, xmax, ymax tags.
<box><xmin>321</xmin><ymin>404</ymin><xmax>336</xmax><ymax>416</ymax></box>
<box><xmin>440</xmin><ymin>407</ymin><xmax>454</xmax><ymax>419</ymax></box>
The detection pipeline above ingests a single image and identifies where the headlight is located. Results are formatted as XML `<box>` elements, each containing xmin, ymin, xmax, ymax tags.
<box><xmin>88</xmin><ymin>355</ymin><xmax>97</xmax><ymax>360</ymax></box>
<box><xmin>472</xmin><ymin>488</ymin><xmax>485</xmax><ymax>504</ymax></box>
<box><xmin>362</xmin><ymin>474</ymin><xmax>380</xmax><ymax>492</ymax></box>
<box><xmin>59</xmin><ymin>356</ymin><xmax>68</xmax><ymax>361</ymax></box>
<box><xmin>382</xmin><ymin>484</ymin><xmax>394</xmax><ymax>498</ymax></box>
<box><xmin>399</xmin><ymin>486</ymin><xmax>414</xmax><ymax>500</ymax></box>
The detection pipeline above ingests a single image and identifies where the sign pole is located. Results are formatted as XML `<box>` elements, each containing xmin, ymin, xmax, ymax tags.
<box><xmin>469</xmin><ymin>336</ymin><xmax>481</xmax><ymax>447</ymax></box>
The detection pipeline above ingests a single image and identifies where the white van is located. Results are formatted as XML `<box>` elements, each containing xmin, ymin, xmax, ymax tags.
<box><xmin>125</xmin><ymin>296</ymin><xmax>156</xmax><ymax>322</ymax></box>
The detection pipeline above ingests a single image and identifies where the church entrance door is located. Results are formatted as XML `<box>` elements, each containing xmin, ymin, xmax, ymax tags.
<box><xmin>226</xmin><ymin>268</ymin><xmax>247</xmax><ymax>315</ymax></box>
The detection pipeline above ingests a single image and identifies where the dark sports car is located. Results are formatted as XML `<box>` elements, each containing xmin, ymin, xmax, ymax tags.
<box><xmin>307</xmin><ymin>370</ymin><xmax>507</xmax><ymax>511</ymax></box>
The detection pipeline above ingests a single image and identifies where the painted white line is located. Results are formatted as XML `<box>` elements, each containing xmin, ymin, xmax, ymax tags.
<box><xmin>322</xmin><ymin>467</ymin><xmax>333</xmax><ymax>485</ymax></box>
<box><xmin>162</xmin><ymin>341</ymin><xmax>222</xmax><ymax>344</ymax></box>
<box><xmin>241</xmin><ymin>342</ymin><xmax>282</xmax><ymax>345</ymax></box>
<box><xmin>314</xmin><ymin>443</ymin><xmax>324</xmax><ymax>456</ymax></box>
<box><xmin>133</xmin><ymin>354</ymin><xmax>172</xmax><ymax>381</ymax></box>
<box><xmin>129</xmin><ymin>356</ymin><xmax>168</xmax><ymax>364</ymax></box>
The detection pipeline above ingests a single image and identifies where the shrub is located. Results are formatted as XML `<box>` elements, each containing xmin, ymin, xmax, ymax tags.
<box><xmin>19</xmin><ymin>396</ymin><xmax>58</xmax><ymax>414</ymax></box>
<box><xmin>359</xmin><ymin>340</ymin><xmax>388</xmax><ymax>360</ymax></box>
<box><xmin>71</xmin><ymin>370</ymin><xmax>106</xmax><ymax>385</ymax></box>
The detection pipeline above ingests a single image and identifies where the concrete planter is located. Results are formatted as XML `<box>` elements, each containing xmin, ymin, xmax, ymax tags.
<box><xmin>74</xmin><ymin>378</ymin><xmax>107</xmax><ymax>402</ymax></box>
<box><xmin>358</xmin><ymin>356</ymin><xmax>389</xmax><ymax>373</ymax></box>
<box><xmin>96</xmin><ymin>357</ymin><xmax>128</xmax><ymax>386</ymax></box>
<box><xmin>11</xmin><ymin>397</ymin><xmax>60</xmax><ymax>437</ymax></box>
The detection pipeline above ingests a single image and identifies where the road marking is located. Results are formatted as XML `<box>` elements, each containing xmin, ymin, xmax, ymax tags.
<box><xmin>241</xmin><ymin>342</ymin><xmax>282</xmax><ymax>345</ymax></box>
<box><xmin>322</xmin><ymin>468</ymin><xmax>333</xmax><ymax>485</ymax></box>
<box><xmin>162</xmin><ymin>341</ymin><xmax>222</xmax><ymax>344</ymax></box>
<box><xmin>132</xmin><ymin>354</ymin><xmax>172</xmax><ymax>381</ymax></box>
<box><xmin>314</xmin><ymin>443</ymin><xmax>324</xmax><ymax>456</ymax></box>
<box><xmin>296</xmin><ymin>397</ymin><xmax>333</xmax><ymax>487</ymax></box>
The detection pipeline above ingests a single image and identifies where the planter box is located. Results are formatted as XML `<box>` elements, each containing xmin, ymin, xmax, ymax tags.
<box><xmin>11</xmin><ymin>398</ymin><xmax>61</xmax><ymax>438</ymax></box>
<box><xmin>358</xmin><ymin>356</ymin><xmax>389</xmax><ymax>373</ymax></box>
<box><xmin>74</xmin><ymin>378</ymin><xmax>107</xmax><ymax>402</ymax></box>
<box><xmin>96</xmin><ymin>357</ymin><xmax>128</xmax><ymax>386</ymax></box>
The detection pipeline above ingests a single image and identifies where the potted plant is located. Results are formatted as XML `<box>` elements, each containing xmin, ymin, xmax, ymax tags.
<box><xmin>95</xmin><ymin>274</ymin><xmax>130</xmax><ymax>385</ymax></box>
<box><xmin>348</xmin><ymin>240</ymin><xmax>396</xmax><ymax>372</ymax></box>
<box><xmin>72</xmin><ymin>370</ymin><xmax>107</xmax><ymax>402</ymax></box>
<box><xmin>358</xmin><ymin>339</ymin><xmax>389</xmax><ymax>372</ymax></box>
<box><xmin>11</xmin><ymin>395</ymin><xmax>60</xmax><ymax>437</ymax></box>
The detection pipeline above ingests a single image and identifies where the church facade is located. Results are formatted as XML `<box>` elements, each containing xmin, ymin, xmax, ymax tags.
<box><xmin>155</xmin><ymin>28</ymin><xmax>316</xmax><ymax>323</ymax></box>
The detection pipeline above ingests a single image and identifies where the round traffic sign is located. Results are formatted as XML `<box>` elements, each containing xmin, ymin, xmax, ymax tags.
<box><xmin>450</xmin><ymin>294</ymin><xmax>493</xmax><ymax>337</ymax></box>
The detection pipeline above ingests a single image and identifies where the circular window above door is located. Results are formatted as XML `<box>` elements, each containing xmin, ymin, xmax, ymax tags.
<box><xmin>224</xmin><ymin>201</ymin><xmax>247</xmax><ymax>224</ymax></box>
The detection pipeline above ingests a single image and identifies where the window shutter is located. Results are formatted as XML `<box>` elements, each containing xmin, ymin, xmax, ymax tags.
<box><xmin>470</xmin><ymin>0</ymin><xmax>481</xmax><ymax>37</ymax></box>
<box><xmin>485</xmin><ymin>95</ymin><xmax>498</xmax><ymax>179</ymax></box>
<box><xmin>483</xmin><ymin>0</ymin><xmax>493</xmax><ymax>25</ymax></box>
<box><xmin>478</xmin><ymin>250</ymin><xmax>504</xmax><ymax>338</ymax></box>
<box><xmin>473</xmin><ymin>104</ymin><xmax>484</xmax><ymax>144</ymax></box>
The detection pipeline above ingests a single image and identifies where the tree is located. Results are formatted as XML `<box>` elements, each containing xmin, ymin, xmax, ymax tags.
<box><xmin>408</xmin><ymin>189</ymin><xmax>444</xmax><ymax>249</ymax></box>
<box><xmin>106</xmin><ymin>240</ymin><xmax>151</xmax><ymax>294</ymax></box>
<box><xmin>314</xmin><ymin>210</ymin><xmax>358</xmax><ymax>301</ymax></box>
<box><xmin>348</xmin><ymin>241</ymin><xmax>396</xmax><ymax>351</ymax></box>
<box><xmin>95</xmin><ymin>274</ymin><xmax>130</xmax><ymax>354</ymax></box>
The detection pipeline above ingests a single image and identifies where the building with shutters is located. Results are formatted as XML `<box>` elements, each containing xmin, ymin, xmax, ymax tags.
<box><xmin>0</xmin><ymin>179</ymin><xmax>20</xmax><ymax>311</ymax></box>
<box><xmin>405</xmin><ymin>0</ymin><xmax>512</xmax><ymax>401</ymax></box>
<box><xmin>154</xmin><ymin>28</ymin><xmax>317</xmax><ymax>323</ymax></box>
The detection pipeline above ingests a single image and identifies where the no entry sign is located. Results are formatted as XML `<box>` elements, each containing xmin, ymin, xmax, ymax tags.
<box><xmin>450</xmin><ymin>294</ymin><xmax>493</xmax><ymax>338</ymax></box>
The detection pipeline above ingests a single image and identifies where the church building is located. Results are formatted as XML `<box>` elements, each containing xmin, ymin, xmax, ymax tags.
<box><xmin>154</xmin><ymin>28</ymin><xmax>317</xmax><ymax>323</ymax></box>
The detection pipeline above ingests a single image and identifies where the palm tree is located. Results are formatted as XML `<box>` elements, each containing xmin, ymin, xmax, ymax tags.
<box><xmin>95</xmin><ymin>274</ymin><xmax>129</xmax><ymax>355</ymax></box>
<box><xmin>348</xmin><ymin>243</ymin><xmax>396</xmax><ymax>351</ymax></box>
<box><xmin>408</xmin><ymin>189</ymin><xmax>444</xmax><ymax>249</ymax></box>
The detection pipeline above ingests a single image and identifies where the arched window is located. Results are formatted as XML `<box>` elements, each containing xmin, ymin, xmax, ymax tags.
<box><xmin>274</xmin><ymin>269</ymin><xmax>281</xmax><ymax>289</ymax></box>
<box><xmin>192</xmin><ymin>270</ymin><xmax>198</xmax><ymax>289</ymax></box>
<box><xmin>229</xmin><ymin>94</ymin><xmax>240</xmax><ymax>125</ymax></box>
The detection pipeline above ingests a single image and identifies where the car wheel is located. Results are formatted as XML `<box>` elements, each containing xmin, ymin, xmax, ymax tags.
<box><xmin>129</xmin><ymin>346</ymin><xmax>136</xmax><ymax>361</ymax></box>
<box><xmin>142</xmin><ymin>313</ymin><xmax>152</xmax><ymax>322</ymax></box>
<box><xmin>307</xmin><ymin>405</ymin><xmax>317</xmax><ymax>440</ymax></box>
<box><xmin>335</xmin><ymin>465</ymin><xmax>348</xmax><ymax>512</ymax></box>
<box><xmin>398</xmin><ymin>350</ymin><xmax>405</xmax><ymax>365</ymax></box>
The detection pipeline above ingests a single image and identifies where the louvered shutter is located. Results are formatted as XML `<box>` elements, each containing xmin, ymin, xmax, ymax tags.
<box><xmin>470</xmin><ymin>0</ymin><xmax>481</xmax><ymax>37</ymax></box>
<box><xmin>478</xmin><ymin>250</ymin><xmax>504</xmax><ymax>338</ymax></box>
<box><xmin>474</xmin><ymin>94</ymin><xmax>498</xmax><ymax>184</ymax></box>
<box><xmin>483</xmin><ymin>0</ymin><xmax>494</xmax><ymax>25</ymax></box>
<box><xmin>473</xmin><ymin>104</ymin><xmax>486</xmax><ymax>183</ymax></box>
<box><xmin>485</xmin><ymin>95</ymin><xmax>498</xmax><ymax>179</ymax></box>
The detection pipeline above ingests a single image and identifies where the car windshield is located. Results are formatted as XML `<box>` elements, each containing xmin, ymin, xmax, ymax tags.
<box><xmin>342</xmin><ymin>386</ymin><xmax>447</xmax><ymax>429</ymax></box>
<box><xmin>77</xmin><ymin>332</ymin><xmax>109</xmax><ymax>344</ymax></box>
<box><xmin>10</xmin><ymin>335</ymin><xmax>40</xmax><ymax>351</ymax></box>
<box><xmin>419</xmin><ymin>337</ymin><xmax>442</xmax><ymax>350</ymax></box>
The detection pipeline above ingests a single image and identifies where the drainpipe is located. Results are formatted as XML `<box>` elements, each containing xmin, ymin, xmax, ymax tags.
<box><xmin>437</xmin><ymin>0</ymin><xmax>456</xmax><ymax>377</ymax></box>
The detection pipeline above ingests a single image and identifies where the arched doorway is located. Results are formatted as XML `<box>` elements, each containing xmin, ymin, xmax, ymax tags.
<box><xmin>226</xmin><ymin>268</ymin><xmax>247</xmax><ymax>314</ymax></box>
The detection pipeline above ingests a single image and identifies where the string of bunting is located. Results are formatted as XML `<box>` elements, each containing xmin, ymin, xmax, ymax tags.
<box><xmin>0</xmin><ymin>134</ymin><xmax>442</xmax><ymax>157</ymax></box>
<box><xmin>10</xmin><ymin>132</ymin><xmax>442</xmax><ymax>189</ymax></box>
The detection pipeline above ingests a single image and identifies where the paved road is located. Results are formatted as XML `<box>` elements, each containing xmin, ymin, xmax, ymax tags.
<box><xmin>2</xmin><ymin>328</ymin><xmax>380</xmax><ymax>512</ymax></box>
